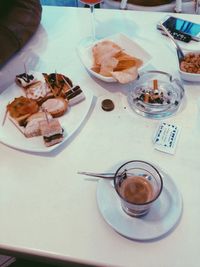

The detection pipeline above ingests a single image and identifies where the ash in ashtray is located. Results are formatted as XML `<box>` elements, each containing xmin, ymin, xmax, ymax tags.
<box><xmin>133</xmin><ymin>79</ymin><xmax>174</xmax><ymax>105</ymax></box>
<box><xmin>135</xmin><ymin>90</ymin><xmax>171</xmax><ymax>104</ymax></box>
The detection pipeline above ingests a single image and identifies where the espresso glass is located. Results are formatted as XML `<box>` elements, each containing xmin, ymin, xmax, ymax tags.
<box><xmin>114</xmin><ymin>160</ymin><xmax>163</xmax><ymax>217</ymax></box>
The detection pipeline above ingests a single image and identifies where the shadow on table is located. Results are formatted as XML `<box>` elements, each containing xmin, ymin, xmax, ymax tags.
<box><xmin>0</xmin><ymin>252</ymin><xmax>98</xmax><ymax>267</ymax></box>
<box><xmin>11</xmin><ymin>258</ymin><xmax>97</xmax><ymax>267</ymax></box>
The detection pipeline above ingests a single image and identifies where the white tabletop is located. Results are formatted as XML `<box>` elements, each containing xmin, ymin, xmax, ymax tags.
<box><xmin>0</xmin><ymin>6</ymin><xmax>200</xmax><ymax>267</ymax></box>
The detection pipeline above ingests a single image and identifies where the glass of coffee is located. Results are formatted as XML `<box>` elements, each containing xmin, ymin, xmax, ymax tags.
<box><xmin>114</xmin><ymin>160</ymin><xmax>163</xmax><ymax>217</ymax></box>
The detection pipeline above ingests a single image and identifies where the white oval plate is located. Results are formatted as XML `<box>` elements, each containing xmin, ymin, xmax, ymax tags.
<box><xmin>97</xmin><ymin>168</ymin><xmax>182</xmax><ymax>241</ymax></box>
<box><xmin>78</xmin><ymin>33</ymin><xmax>152</xmax><ymax>83</ymax></box>
<box><xmin>0</xmin><ymin>81</ymin><xmax>94</xmax><ymax>153</ymax></box>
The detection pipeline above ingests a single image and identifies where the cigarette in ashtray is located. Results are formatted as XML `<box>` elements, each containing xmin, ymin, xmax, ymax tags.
<box><xmin>24</xmin><ymin>63</ymin><xmax>28</xmax><ymax>78</ymax></box>
<box><xmin>144</xmin><ymin>93</ymin><xmax>150</xmax><ymax>103</ymax></box>
<box><xmin>153</xmin><ymin>79</ymin><xmax>158</xmax><ymax>90</ymax></box>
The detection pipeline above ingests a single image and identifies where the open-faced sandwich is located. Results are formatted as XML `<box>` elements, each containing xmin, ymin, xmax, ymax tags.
<box><xmin>16</xmin><ymin>71</ymin><xmax>85</xmax><ymax>106</ymax></box>
<box><xmin>41</xmin><ymin>97</ymin><xmax>68</xmax><ymax>118</ymax></box>
<box><xmin>7</xmin><ymin>96</ymin><xmax>39</xmax><ymax>128</ymax></box>
<box><xmin>24</xmin><ymin>112</ymin><xmax>53</xmax><ymax>138</ymax></box>
<box><xmin>7</xmin><ymin>96</ymin><xmax>52</xmax><ymax>138</ymax></box>
<box><xmin>16</xmin><ymin>72</ymin><xmax>51</xmax><ymax>105</ymax></box>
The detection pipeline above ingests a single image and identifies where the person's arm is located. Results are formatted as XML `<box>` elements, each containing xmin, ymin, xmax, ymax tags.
<box><xmin>0</xmin><ymin>0</ymin><xmax>42</xmax><ymax>65</ymax></box>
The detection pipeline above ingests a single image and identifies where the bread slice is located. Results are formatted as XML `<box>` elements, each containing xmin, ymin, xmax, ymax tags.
<box><xmin>8</xmin><ymin>112</ymin><xmax>53</xmax><ymax>138</ymax></box>
<box><xmin>41</xmin><ymin>97</ymin><xmax>68</xmax><ymax>117</ymax></box>
<box><xmin>25</xmin><ymin>80</ymin><xmax>52</xmax><ymax>103</ymax></box>
<box><xmin>39</xmin><ymin>119</ymin><xmax>64</xmax><ymax>147</ymax></box>
<box><xmin>9</xmin><ymin>113</ymin><xmax>31</xmax><ymax>127</ymax></box>
<box><xmin>24</xmin><ymin>112</ymin><xmax>53</xmax><ymax>138</ymax></box>
<box><xmin>7</xmin><ymin>96</ymin><xmax>39</xmax><ymax>125</ymax></box>
<box><xmin>16</xmin><ymin>71</ymin><xmax>45</xmax><ymax>88</ymax></box>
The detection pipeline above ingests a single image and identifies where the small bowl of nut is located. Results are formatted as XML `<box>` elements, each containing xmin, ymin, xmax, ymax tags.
<box><xmin>179</xmin><ymin>51</ymin><xmax>200</xmax><ymax>82</ymax></box>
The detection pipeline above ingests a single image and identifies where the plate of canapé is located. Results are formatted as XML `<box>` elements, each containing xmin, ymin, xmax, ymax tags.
<box><xmin>0</xmin><ymin>71</ymin><xmax>93</xmax><ymax>153</ymax></box>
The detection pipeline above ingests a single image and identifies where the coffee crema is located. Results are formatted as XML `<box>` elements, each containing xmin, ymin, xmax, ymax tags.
<box><xmin>119</xmin><ymin>176</ymin><xmax>153</xmax><ymax>204</ymax></box>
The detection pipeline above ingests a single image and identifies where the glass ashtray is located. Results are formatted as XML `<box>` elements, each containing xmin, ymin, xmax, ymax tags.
<box><xmin>127</xmin><ymin>70</ymin><xmax>184</xmax><ymax>119</ymax></box>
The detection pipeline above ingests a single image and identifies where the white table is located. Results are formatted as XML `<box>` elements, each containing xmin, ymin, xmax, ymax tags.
<box><xmin>0</xmin><ymin>6</ymin><xmax>200</xmax><ymax>267</ymax></box>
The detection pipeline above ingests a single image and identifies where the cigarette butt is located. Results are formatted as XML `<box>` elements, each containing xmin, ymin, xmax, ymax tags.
<box><xmin>153</xmin><ymin>79</ymin><xmax>158</xmax><ymax>90</ymax></box>
<box><xmin>144</xmin><ymin>93</ymin><xmax>150</xmax><ymax>103</ymax></box>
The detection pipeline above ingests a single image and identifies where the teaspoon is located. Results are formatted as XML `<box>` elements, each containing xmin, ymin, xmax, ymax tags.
<box><xmin>159</xmin><ymin>24</ymin><xmax>185</xmax><ymax>65</ymax></box>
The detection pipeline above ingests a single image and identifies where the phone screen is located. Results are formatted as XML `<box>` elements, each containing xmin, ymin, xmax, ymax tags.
<box><xmin>162</xmin><ymin>16</ymin><xmax>200</xmax><ymax>39</ymax></box>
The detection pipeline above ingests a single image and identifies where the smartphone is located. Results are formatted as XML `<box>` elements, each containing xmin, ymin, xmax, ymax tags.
<box><xmin>157</xmin><ymin>16</ymin><xmax>200</xmax><ymax>42</ymax></box>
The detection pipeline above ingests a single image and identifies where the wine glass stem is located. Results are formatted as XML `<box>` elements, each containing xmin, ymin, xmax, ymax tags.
<box><xmin>90</xmin><ymin>4</ymin><xmax>96</xmax><ymax>41</ymax></box>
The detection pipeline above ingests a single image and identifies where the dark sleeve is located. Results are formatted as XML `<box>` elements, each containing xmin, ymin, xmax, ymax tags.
<box><xmin>0</xmin><ymin>0</ymin><xmax>42</xmax><ymax>65</ymax></box>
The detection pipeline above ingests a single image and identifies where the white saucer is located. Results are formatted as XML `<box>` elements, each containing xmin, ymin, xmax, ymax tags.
<box><xmin>96</xmin><ymin>170</ymin><xmax>182</xmax><ymax>241</ymax></box>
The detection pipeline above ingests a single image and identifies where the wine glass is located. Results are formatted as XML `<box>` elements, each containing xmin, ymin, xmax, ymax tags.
<box><xmin>79</xmin><ymin>0</ymin><xmax>102</xmax><ymax>46</ymax></box>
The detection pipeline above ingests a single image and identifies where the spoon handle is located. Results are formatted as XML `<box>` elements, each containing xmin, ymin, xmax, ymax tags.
<box><xmin>78</xmin><ymin>171</ymin><xmax>115</xmax><ymax>179</ymax></box>
<box><xmin>78</xmin><ymin>169</ymin><xmax>137</xmax><ymax>179</ymax></box>
<box><xmin>159</xmin><ymin>24</ymin><xmax>184</xmax><ymax>63</ymax></box>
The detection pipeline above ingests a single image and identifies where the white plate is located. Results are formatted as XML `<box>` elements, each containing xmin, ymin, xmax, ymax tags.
<box><xmin>97</xmin><ymin>169</ymin><xmax>182</xmax><ymax>241</ymax></box>
<box><xmin>0</xmin><ymin>83</ymin><xmax>94</xmax><ymax>153</ymax></box>
<box><xmin>78</xmin><ymin>33</ymin><xmax>152</xmax><ymax>83</ymax></box>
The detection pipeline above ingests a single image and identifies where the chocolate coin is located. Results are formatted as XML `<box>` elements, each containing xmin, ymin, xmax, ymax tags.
<box><xmin>101</xmin><ymin>99</ymin><xmax>115</xmax><ymax>111</ymax></box>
